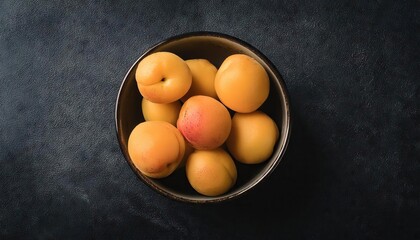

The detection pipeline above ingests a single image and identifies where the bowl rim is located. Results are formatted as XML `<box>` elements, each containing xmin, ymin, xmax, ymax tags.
<box><xmin>115</xmin><ymin>31</ymin><xmax>292</xmax><ymax>203</ymax></box>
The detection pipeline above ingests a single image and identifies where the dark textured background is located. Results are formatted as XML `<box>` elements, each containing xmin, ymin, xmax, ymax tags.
<box><xmin>1</xmin><ymin>0</ymin><xmax>419</xmax><ymax>239</ymax></box>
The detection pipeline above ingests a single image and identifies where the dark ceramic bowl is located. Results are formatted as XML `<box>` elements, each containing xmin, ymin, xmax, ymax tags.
<box><xmin>115</xmin><ymin>32</ymin><xmax>291</xmax><ymax>203</ymax></box>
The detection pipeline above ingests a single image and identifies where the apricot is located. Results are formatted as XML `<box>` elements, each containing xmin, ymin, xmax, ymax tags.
<box><xmin>215</xmin><ymin>54</ymin><xmax>269</xmax><ymax>113</ymax></box>
<box><xmin>135</xmin><ymin>52</ymin><xmax>192</xmax><ymax>103</ymax></box>
<box><xmin>227</xmin><ymin>111</ymin><xmax>279</xmax><ymax>164</ymax></box>
<box><xmin>128</xmin><ymin>121</ymin><xmax>185</xmax><ymax>178</ymax></box>
<box><xmin>186</xmin><ymin>148</ymin><xmax>237</xmax><ymax>196</ymax></box>
<box><xmin>181</xmin><ymin>59</ymin><xmax>218</xmax><ymax>102</ymax></box>
<box><xmin>141</xmin><ymin>98</ymin><xmax>181</xmax><ymax>126</ymax></box>
<box><xmin>177</xmin><ymin>95</ymin><xmax>231</xmax><ymax>150</ymax></box>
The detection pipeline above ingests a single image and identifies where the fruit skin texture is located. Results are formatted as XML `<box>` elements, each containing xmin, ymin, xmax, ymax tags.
<box><xmin>128</xmin><ymin>121</ymin><xmax>185</xmax><ymax>178</ymax></box>
<box><xmin>227</xmin><ymin>111</ymin><xmax>279</xmax><ymax>164</ymax></box>
<box><xmin>141</xmin><ymin>98</ymin><xmax>181</xmax><ymax>126</ymax></box>
<box><xmin>186</xmin><ymin>148</ymin><xmax>237</xmax><ymax>196</ymax></box>
<box><xmin>135</xmin><ymin>52</ymin><xmax>192</xmax><ymax>104</ymax></box>
<box><xmin>215</xmin><ymin>54</ymin><xmax>269</xmax><ymax>113</ymax></box>
<box><xmin>181</xmin><ymin>59</ymin><xmax>218</xmax><ymax>102</ymax></box>
<box><xmin>177</xmin><ymin>95</ymin><xmax>231</xmax><ymax>150</ymax></box>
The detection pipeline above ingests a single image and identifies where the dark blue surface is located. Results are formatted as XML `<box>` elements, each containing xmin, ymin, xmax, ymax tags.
<box><xmin>1</xmin><ymin>0</ymin><xmax>419</xmax><ymax>239</ymax></box>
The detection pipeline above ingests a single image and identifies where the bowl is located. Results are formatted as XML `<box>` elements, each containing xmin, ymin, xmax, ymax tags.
<box><xmin>115</xmin><ymin>32</ymin><xmax>291</xmax><ymax>203</ymax></box>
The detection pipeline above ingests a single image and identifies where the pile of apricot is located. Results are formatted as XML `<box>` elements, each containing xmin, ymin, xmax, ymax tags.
<box><xmin>128</xmin><ymin>52</ymin><xmax>279</xmax><ymax>196</ymax></box>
